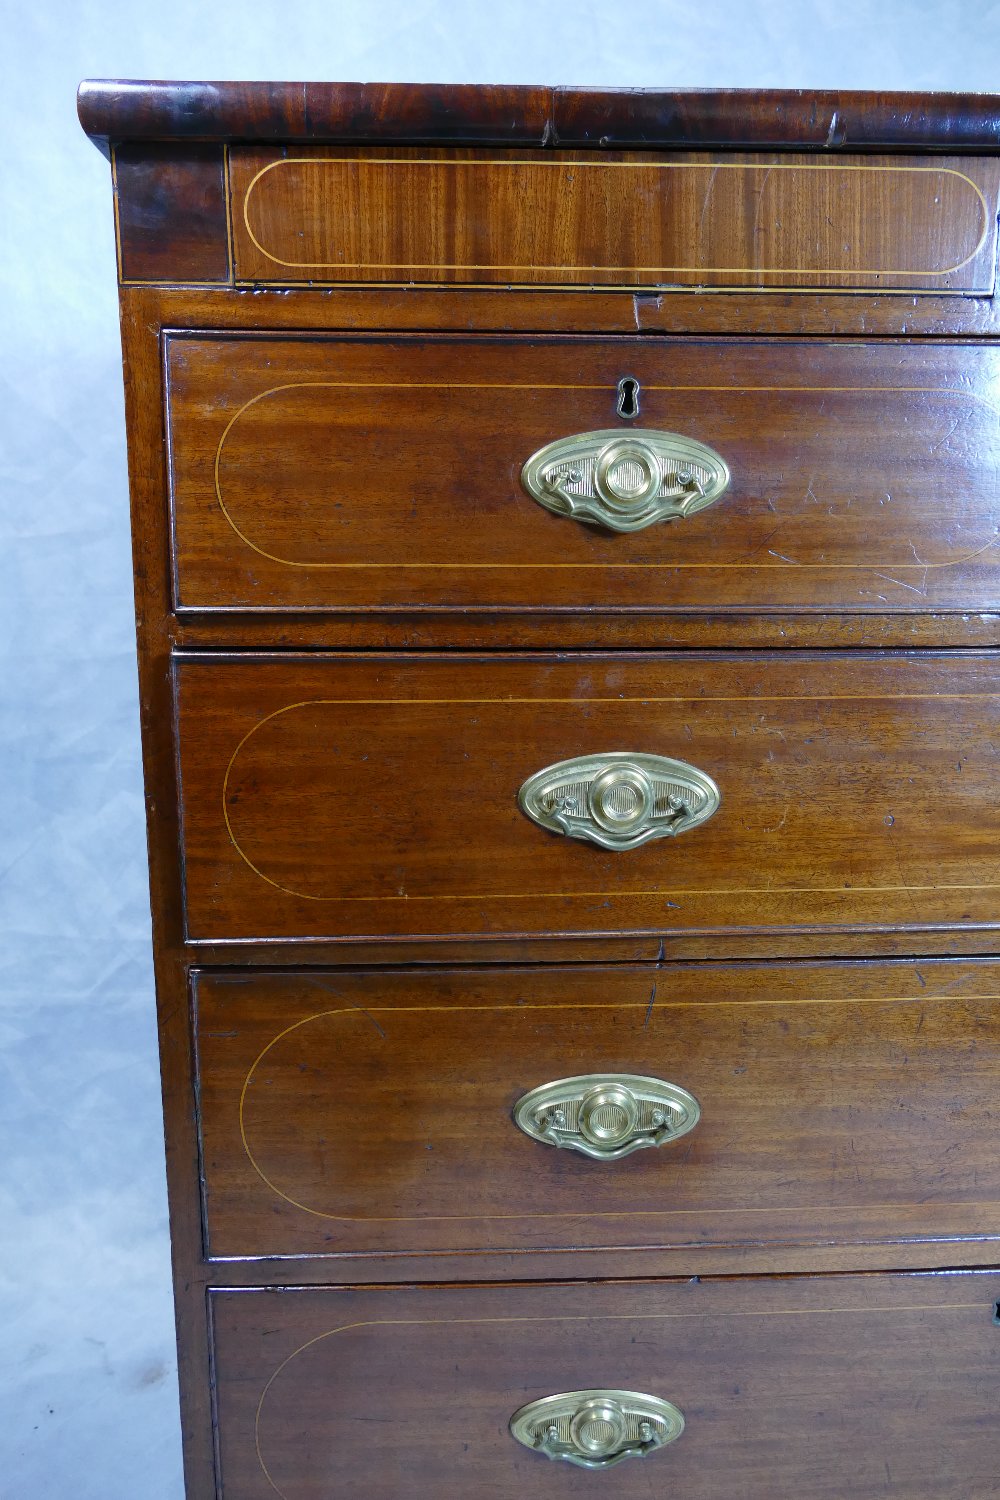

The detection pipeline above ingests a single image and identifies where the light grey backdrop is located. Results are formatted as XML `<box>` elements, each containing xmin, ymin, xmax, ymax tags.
<box><xmin>3</xmin><ymin>3</ymin><xmax>999</xmax><ymax>1496</ymax></box>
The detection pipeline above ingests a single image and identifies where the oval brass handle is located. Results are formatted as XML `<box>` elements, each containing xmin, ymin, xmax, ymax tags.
<box><xmin>514</xmin><ymin>1073</ymin><xmax>700</xmax><ymax>1160</ymax></box>
<box><xmin>518</xmin><ymin>752</ymin><xmax>720</xmax><ymax>851</ymax></box>
<box><xmin>510</xmin><ymin>1389</ymin><xmax>685</xmax><ymax>1469</ymax></box>
<box><xmin>521</xmin><ymin>427</ymin><xmax>730</xmax><ymax>532</ymax></box>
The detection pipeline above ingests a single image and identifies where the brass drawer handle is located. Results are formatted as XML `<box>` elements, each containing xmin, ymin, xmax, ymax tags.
<box><xmin>518</xmin><ymin>751</ymin><xmax>720</xmax><ymax>851</ymax></box>
<box><xmin>510</xmin><ymin>1389</ymin><xmax>684</xmax><ymax>1469</ymax></box>
<box><xmin>514</xmin><ymin>1073</ymin><xmax>700</xmax><ymax>1160</ymax></box>
<box><xmin>521</xmin><ymin>427</ymin><xmax>730</xmax><ymax>532</ymax></box>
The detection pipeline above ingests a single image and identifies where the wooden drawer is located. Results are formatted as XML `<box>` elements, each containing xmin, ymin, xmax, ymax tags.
<box><xmin>167</xmin><ymin>334</ymin><xmax>1000</xmax><ymax>616</ymax></box>
<box><xmin>227</xmin><ymin>147</ymin><xmax>1000</xmax><ymax>291</ymax></box>
<box><xmin>195</xmin><ymin>959</ymin><xmax>1000</xmax><ymax>1264</ymax></box>
<box><xmin>211</xmin><ymin>1273</ymin><xmax>1000</xmax><ymax>1498</ymax></box>
<box><xmin>176</xmin><ymin>651</ymin><xmax>1000</xmax><ymax>944</ymax></box>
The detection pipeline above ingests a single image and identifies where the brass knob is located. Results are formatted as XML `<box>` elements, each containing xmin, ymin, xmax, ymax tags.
<box><xmin>518</xmin><ymin>752</ymin><xmax>720</xmax><ymax>851</ymax></box>
<box><xmin>514</xmin><ymin>1073</ymin><xmax>700</xmax><ymax>1161</ymax></box>
<box><xmin>570</xmin><ymin>1396</ymin><xmax>629</xmax><ymax>1458</ymax></box>
<box><xmin>521</xmin><ymin>426</ymin><xmax>730</xmax><ymax>532</ymax></box>
<box><xmin>510</xmin><ymin>1389</ymin><xmax>685</xmax><ymax>1469</ymax></box>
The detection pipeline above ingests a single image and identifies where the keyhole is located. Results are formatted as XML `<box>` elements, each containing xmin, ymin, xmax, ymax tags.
<box><xmin>616</xmin><ymin>376</ymin><xmax>640</xmax><ymax>420</ymax></box>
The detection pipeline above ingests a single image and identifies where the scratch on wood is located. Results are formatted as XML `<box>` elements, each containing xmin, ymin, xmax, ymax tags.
<box><xmin>353</xmin><ymin>1006</ymin><xmax>386</xmax><ymax>1038</ymax></box>
<box><xmin>872</xmin><ymin>570</ymin><xmax>928</xmax><ymax>598</ymax></box>
<box><xmin>751</xmin><ymin>167</ymin><xmax>774</xmax><ymax>240</ymax></box>
<box><xmin>825</xmin><ymin>109</ymin><xmax>845</xmax><ymax>147</ymax></box>
<box><xmin>884</xmin><ymin>824</ymin><xmax>920</xmax><ymax>919</ymax></box>
<box><xmin>698</xmin><ymin>164</ymin><xmax>721</xmax><ymax>236</ymax></box>
<box><xmin>644</xmin><ymin>982</ymin><xmax>657</xmax><ymax>1028</ymax></box>
<box><xmin>763</xmin><ymin>803</ymin><xmax>790</xmax><ymax>834</ymax></box>
<box><xmin>632</xmin><ymin>292</ymin><xmax>662</xmax><ymax>331</ymax></box>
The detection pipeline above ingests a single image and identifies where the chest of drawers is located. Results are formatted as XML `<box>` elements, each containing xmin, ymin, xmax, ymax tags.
<box><xmin>80</xmin><ymin>80</ymin><xmax>1000</xmax><ymax>1497</ymax></box>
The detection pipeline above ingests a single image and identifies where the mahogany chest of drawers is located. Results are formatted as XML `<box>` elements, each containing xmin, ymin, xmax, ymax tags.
<box><xmin>79</xmin><ymin>80</ymin><xmax>1000</xmax><ymax>1497</ymax></box>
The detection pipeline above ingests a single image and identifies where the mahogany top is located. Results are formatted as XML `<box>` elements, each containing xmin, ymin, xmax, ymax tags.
<box><xmin>78</xmin><ymin>80</ymin><xmax>1000</xmax><ymax>156</ymax></box>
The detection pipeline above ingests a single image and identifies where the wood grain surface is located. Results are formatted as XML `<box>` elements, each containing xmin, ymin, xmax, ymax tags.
<box><xmin>167</xmin><ymin>334</ymin><xmax>1000</xmax><ymax>614</ymax></box>
<box><xmin>211</xmin><ymin>1273</ymin><xmax>1000</xmax><ymax>1499</ymax></box>
<box><xmin>195</xmin><ymin>958</ymin><xmax>1000</xmax><ymax>1262</ymax></box>
<box><xmin>228</xmin><ymin>147</ymin><xmax>999</xmax><ymax>290</ymax></box>
<box><xmin>79</xmin><ymin>79</ymin><xmax>1000</xmax><ymax>154</ymax></box>
<box><xmin>113</xmin><ymin>144</ymin><xmax>229</xmax><ymax>283</ymax></box>
<box><xmin>176</xmin><ymin>651</ymin><xmax>1000</xmax><ymax>943</ymax></box>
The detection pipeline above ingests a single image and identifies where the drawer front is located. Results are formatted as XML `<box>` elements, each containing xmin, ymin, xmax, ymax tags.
<box><xmin>211</xmin><ymin>1275</ymin><xmax>1000</xmax><ymax>1498</ymax></box>
<box><xmin>196</xmin><ymin>959</ymin><xmax>1000</xmax><ymax>1261</ymax></box>
<box><xmin>228</xmin><ymin>147</ymin><xmax>1000</xmax><ymax>291</ymax></box>
<box><xmin>167</xmin><ymin>335</ymin><xmax>1000</xmax><ymax>615</ymax></box>
<box><xmin>176</xmin><ymin>652</ymin><xmax>1000</xmax><ymax>943</ymax></box>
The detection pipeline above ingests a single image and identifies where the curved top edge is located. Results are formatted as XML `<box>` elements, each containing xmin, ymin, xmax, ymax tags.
<box><xmin>78</xmin><ymin>80</ymin><xmax>1000</xmax><ymax>155</ymax></box>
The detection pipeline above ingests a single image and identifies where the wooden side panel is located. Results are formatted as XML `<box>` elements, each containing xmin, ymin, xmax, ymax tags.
<box><xmin>166</xmin><ymin>334</ymin><xmax>1000</xmax><ymax>614</ymax></box>
<box><xmin>195</xmin><ymin>959</ymin><xmax>1000</xmax><ymax>1262</ymax></box>
<box><xmin>211</xmin><ymin>1274</ymin><xmax>1000</xmax><ymax>1499</ymax></box>
<box><xmin>114</xmin><ymin>144</ymin><xmax>230</xmax><ymax>283</ymax></box>
<box><xmin>175</xmin><ymin>652</ymin><xmax>1000</xmax><ymax>943</ymax></box>
<box><xmin>228</xmin><ymin>148</ymin><xmax>1000</xmax><ymax>291</ymax></box>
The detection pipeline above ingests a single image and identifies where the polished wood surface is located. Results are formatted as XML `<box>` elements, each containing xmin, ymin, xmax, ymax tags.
<box><xmin>78</xmin><ymin>80</ymin><xmax>1000</xmax><ymax>153</ymax></box>
<box><xmin>178</xmin><ymin>612</ymin><xmax>1000</xmax><ymax>652</ymax></box>
<box><xmin>134</xmin><ymin>278</ymin><xmax>1000</xmax><ymax>340</ymax></box>
<box><xmin>211</xmin><ymin>1273</ymin><xmax>1000</xmax><ymax>1500</ymax></box>
<box><xmin>188</xmin><ymin>928</ymin><xmax>1000</xmax><ymax>966</ymax></box>
<box><xmin>113</xmin><ymin>145</ymin><xmax>229</xmax><ymax>283</ymax></box>
<box><xmin>176</xmin><ymin>651</ymin><xmax>1000</xmax><ymax>943</ymax></box>
<box><xmin>229</xmin><ymin>147</ymin><xmax>999</xmax><ymax>290</ymax></box>
<box><xmin>79</xmin><ymin>80</ymin><xmax>554</xmax><ymax>155</ymax></box>
<box><xmin>168</xmin><ymin>334</ymin><xmax>1000</xmax><ymax>613</ymax></box>
<box><xmin>196</xmin><ymin>959</ymin><xmax>1000</xmax><ymax>1262</ymax></box>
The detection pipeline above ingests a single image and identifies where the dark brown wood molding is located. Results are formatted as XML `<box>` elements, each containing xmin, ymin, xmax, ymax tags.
<box><xmin>78</xmin><ymin>80</ymin><xmax>552</xmax><ymax>157</ymax></box>
<box><xmin>555</xmin><ymin>87</ymin><xmax>1000</xmax><ymax>151</ymax></box>
<box><xmin>79</xmin><ymin>80</ymin><xmax>1000</xmax><ymax>156</ymax></box>
<box><xmin>114</xmin><ymin>144</ymin><xmax>230</xmax><ymax>283</ymax></box>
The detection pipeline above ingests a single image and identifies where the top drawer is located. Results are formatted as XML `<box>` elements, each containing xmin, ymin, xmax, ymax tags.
<box><xmin>167</xmin><ymin>334</ymin><xmax>1000</xmax><ymax>618</ymax></box>
<box><xmin>228</xmin><ymin>148</ymin><xmax>1000</xmax><ymax>292</ymax></box>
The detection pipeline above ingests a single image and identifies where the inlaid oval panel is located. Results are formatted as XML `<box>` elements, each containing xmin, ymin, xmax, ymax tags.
<box><xmin>228</xmin><ymin>147</ymin><xmax>998</xmax><ymax>290</ymax></box>
<box><xmin>195</xmin><ymin>961</ymin><xmax>1000</xmax><ymax>1262</ymax></box>
<box><xmin>176</xmin><ymin>652</ymin><xmax>1000</xmax><ymax>942</ymax></box>
<box><xmin>166</xmin><ymin>335</ymin><xmax>1000</xmax><ymax>613</ymax></box>
<box><xmin>211</xmin><ymin>1276</ymin><xmax>1000</xmax><ymax>1500</ymax></box>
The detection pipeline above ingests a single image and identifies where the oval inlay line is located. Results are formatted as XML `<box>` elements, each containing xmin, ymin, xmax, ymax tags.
<box><xmin>251</xmin><ymin>1301</ymin><xmax>994</xmax><ymax>1500</ymax></box>
<box><xmin>221</xmin><ymin>692</ymin><xmax>1000</xmax><ymax>905</ymax></box>
<box><xmin>212</xmin><ymin>381</ymin><xmax>999</xmax><ymax>571</ymax></box>
<box><xmin>236</xmin><ymin>993</ymin><xmax>1000</xmax><ymax>1223</ymax></box>
<box><xmin>240</xmin><ymin>156</ymin><xmax>991</xmax><ymax>277</ymax></box>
